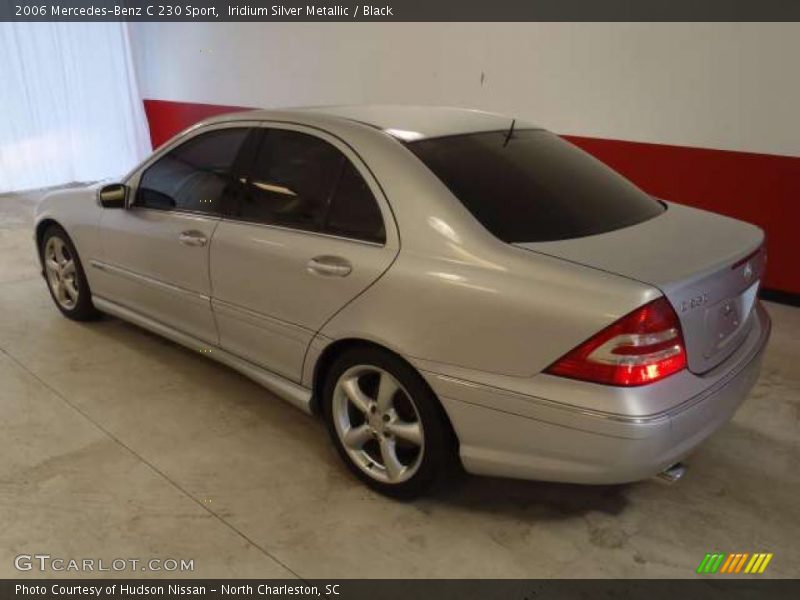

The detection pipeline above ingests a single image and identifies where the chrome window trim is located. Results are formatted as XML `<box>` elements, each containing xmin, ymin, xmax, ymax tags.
<box><xmin>124</xmin><ymin>204</ymin><xmax>223</xmax><ymax>222</ymax></box>
<box><xmin>123</xmin><ymin>205</ymin><xmax>384</xmax><ymax>248</ymax></box>
<box><xmin>127</xmin><ymin>123</ymin><xmax>256</xmax><ymax>216</ymax></box>
<box><xmin>124</xmin><ymin>119</ymin><xmax>398</xmax><ymax>250</ymax></box>
<box><xmin>122</xmin><ymin>120</ymin><xmax>264</xmax><ymax>187</ymax></box>
<box><xmin>241</xmin><ymin>120</ymin><xmax>392</xmax><ymax>247</ymax></box>
<box><xmin>217</xmin><ymin>216</ymin><xmax>385</xmax><ymax>248</ymax></box>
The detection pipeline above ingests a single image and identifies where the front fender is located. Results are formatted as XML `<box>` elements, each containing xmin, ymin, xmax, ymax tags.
<box><xmin>34</xmin><ymin>184</ymin><xmax>105</xmax><ymax>280</ymax></box>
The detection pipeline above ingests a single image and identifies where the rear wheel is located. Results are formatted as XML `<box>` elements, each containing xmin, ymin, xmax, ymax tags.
<box><xmin>41</xmin><ymin>225</ymin><xmax>99</xmax><ymax>321</ymax></box>
<box><xmin>322</xmin><ymin>346</ymin><xmax>455</xmax><ymax>499</ymax></box>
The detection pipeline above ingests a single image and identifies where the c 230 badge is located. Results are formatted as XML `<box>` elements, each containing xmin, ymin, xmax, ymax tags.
<box><xmin>680</xmin><ymin>293</ymin><xmax>709</xmax><ymax>313</ymax></box>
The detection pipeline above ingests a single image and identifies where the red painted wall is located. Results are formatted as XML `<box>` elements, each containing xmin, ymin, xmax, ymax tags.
<box><xmin>142</xmin><ymin>99</ymin><xmax>799</xmax><ymax>295</ymax></box>
<box><xmin>143</xmin><ymin>99</ymin><xmax>255</xmax><ymax>149</ymax></box>
<box><xmin>563</xmin><ymin>136</ymin><xmax>800</xmax><ymax>296</ymax></box>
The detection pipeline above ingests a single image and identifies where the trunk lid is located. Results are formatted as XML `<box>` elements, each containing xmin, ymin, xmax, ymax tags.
<box><xmin>515</xmin><ymin>202</ymin><xmax>765</xmax><ymax>374</ymax></box>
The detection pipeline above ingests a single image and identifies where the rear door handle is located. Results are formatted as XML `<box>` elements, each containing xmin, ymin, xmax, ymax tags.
<box><xmin>179</xmin><ymin>230</ymin><xmax>208</xmax><ymax>247</ymax></box>
<box><xmin>307</xmin><ymin>256</ymin><xmax>352</xmax><ymax>277</ymax></box>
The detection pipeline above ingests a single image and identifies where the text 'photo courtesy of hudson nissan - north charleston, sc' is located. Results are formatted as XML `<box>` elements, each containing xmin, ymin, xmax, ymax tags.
<box><xmin>33</xmin><ymin>105</ymin><xmax>770</xmax><ymax>498</ymax></box>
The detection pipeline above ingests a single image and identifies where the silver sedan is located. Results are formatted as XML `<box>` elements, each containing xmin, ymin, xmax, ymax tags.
<box><xmin>34</xmin><ymin>106</ymin><xmax>770</xmax><ymax>498</ymax></box>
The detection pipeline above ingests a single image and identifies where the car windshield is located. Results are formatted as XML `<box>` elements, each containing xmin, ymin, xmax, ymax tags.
<box><xmin>407</xmin><ymin>129</ymin><xmax>664</xmax><ymax>243</ymax></box>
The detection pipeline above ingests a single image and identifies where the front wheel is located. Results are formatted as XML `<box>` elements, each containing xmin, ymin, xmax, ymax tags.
<box><xmin>322</xmin><ymin>347</ymin><xmax>456</xmax><ymax>499</ymax></box>
<box><xmin>41</xmin><ymin>225</ymin><xmax>99</xmax><ymax>321</ymax></box>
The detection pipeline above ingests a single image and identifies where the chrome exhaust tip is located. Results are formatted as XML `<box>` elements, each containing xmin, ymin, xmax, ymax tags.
<box><xmin>654</xmin><ymin>462</ymin><xmax>686</xmax><ymax>485</ymax></box>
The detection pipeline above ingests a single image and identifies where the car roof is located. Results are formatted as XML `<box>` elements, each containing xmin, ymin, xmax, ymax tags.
<box><xmin>206</xmin><ymin>105</ymin><xmax>540</xmax><ymax>141</ymax></box>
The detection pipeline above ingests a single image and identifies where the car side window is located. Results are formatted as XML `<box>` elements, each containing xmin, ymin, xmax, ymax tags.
<box><xmin>233</xmin><ymin>129</ymin><xmax>385</xmax><ymax>243</ymax></box>
<box><xmin>325</xmin><ymin>161</ymin><xmax>386</xmax><ymax>244</ymax></box>
<box><xmin>136</xmin><ymin>128</ymin><xmax>250</xmax><ymax>215</ymax></box>
<box><xmin>234</xmin><ymin>129</ymin><xmax>343</xmax><ymax>231</ymax></box>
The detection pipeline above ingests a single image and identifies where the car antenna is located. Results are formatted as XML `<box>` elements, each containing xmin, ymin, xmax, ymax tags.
<box><xmin>503</xmin><ymin>118</ymin><xmax>516</xmax><ymax>147</ymax></box>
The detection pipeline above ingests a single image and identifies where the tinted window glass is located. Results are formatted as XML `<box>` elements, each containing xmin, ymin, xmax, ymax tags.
<box><xmin>136</xmin><ymin>128</ymin><xmax>250</xmax><ymax>215</ymax></box>
<box><xmin>235</xmin><ymin>129</ymin><xmax>344</xmax><ymax>231</ymax></box>
<box><xmin>408</xmin><ymin>130</ymin><xmax>664</xmax><ymax>243</ymax></box>
<box><xmin>325</xmin><ymin>162</ymin><xmax>385</xmax><ymax>243</ymax></box>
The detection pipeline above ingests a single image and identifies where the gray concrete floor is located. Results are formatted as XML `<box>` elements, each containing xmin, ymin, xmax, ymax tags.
<box><xmin>1</xmin><ymin>190</ymin><xmax>798</xmax><ymax>579</ymax></box>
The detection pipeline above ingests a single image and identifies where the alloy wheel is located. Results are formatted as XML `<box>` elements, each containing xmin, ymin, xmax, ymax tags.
<box><xmin>332</xmin><ymin>365</ymin><xmax>425</xmax><ymax>484</ymax></box>
<box><xmin>44</xmin><ymin>236</ymin><xmax>79</xmax><ymax>310</ymax></box>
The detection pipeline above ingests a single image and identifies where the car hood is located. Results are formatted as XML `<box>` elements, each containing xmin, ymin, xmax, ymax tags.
<box><xmin>515</xmin><ymin>201</ymin><xmax>765</xmax><ymax>374</ymax></box>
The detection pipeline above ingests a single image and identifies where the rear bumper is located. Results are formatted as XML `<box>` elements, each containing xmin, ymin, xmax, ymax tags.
<box><xmin>426</xmin><ymin>303</ymin><xmax>771</xmax><ymax>484</ymax></box>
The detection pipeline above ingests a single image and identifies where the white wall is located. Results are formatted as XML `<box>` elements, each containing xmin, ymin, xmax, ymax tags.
<box><xmin>130</xmin><ymin>22</ymin><xmax>800</xmax><ymax>157</ymax></box>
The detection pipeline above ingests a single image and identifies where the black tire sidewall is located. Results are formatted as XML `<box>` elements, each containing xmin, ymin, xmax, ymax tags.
<box><xmin>41</xmin><ymin>225</ymin><xmax>98</xmax><ymax>321</ymax></box>
<box><xmin>322</xmin><ymin>346</ymin><xmax>453</xmax><ymax>499</ymax></box>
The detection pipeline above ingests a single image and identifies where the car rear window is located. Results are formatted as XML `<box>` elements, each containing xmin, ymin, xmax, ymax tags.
<box><xmin>407</xmin><ymin>129</ymin><xmax>664</xmax><ymax>243</ymax></box>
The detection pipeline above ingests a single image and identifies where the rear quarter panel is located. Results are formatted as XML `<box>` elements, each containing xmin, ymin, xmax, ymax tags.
<box><xmin>317</xmin><ymin>243</ymin><xmax>660</xmax><ymax>379</ymax></box>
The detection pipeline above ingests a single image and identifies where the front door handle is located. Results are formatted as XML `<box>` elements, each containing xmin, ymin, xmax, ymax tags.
<box><xmin>179</xmin><ymin>230</ymin><xmax>208</xmax><ymax>247</ymax></box>
<box><xmin>307</xmin><ymin>255</ymin><xmax>352</xmax><ymax>277</ymax></box>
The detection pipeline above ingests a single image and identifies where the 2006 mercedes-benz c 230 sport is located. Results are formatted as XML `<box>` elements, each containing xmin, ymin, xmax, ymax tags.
<box><xmin>34</xmin><ymin>105</ymin><xmax>770</xmax><ymax>497</ymax></box>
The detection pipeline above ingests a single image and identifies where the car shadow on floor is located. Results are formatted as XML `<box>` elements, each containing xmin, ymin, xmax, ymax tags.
<box><xmin>426</xmin><ymin>471</ymin><xmax>633</xmax><ymax>520</ymax></box>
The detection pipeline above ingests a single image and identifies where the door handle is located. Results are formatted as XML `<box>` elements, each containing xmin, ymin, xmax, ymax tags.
<box><xmin>307</xmin><ymin>256</ymin><xmax>352</xmax><ymax>277</ymax></box>
<box><xmin>179</xmin><ymin>230</ymin><xmax>208</xmax><ymax>247</ymax></box>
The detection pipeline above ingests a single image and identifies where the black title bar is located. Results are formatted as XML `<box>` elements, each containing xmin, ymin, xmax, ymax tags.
<box><xmin>3</xmin><ymin>580</ymin><xmax>800</xmax><ymax>600</ymax></box>
<box><xmin>4</xmin><ymin>0</ymin><xmax>800</xmax><ymax>22</ymax></box>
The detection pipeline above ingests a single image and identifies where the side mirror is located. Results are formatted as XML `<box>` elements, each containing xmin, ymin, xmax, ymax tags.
<box><xmin>98</xmin><ymin>183</ymin><xmax>127</xmax><ymax>209</ymax></box>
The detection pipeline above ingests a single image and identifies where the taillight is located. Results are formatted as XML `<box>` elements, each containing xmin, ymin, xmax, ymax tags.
<box><xmin>544</xmin><ymin>297</ymin><xmax>687</xmax><ymax>386</ymax></box>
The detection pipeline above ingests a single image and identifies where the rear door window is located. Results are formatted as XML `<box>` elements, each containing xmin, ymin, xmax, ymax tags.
<box><xmin>233</xmin><ymin>129</ymin><xmax>343</xmax><ymax>232</ymax></box>
<box><xmin>325</xmin><ymin>161</ymin><xmax>386</xmax><ymax>244</ymax></box>
<box><xmin>232</xmin><ymin>128</ymin><xmax>386</xmax><ymax>243</ymax></box>
<box><xmin>407</xmin><ymin>129</ymin><xmax>664</xmax><ymax>243</ymax></box>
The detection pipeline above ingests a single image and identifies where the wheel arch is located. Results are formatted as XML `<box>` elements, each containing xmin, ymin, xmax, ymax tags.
<box><xmin>309</xmin><ymin>337</ymin><xmax>460</xmax><ymax>452</ymax></box>
<box><xmin>34</xmin><ymin>218</ymin><xmax>64</xmax><ymax>266</ymax></box>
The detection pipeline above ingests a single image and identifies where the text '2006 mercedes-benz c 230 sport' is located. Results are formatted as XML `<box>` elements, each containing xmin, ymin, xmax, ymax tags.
<box><xmin>34</xmin><ymin>105</ymin><xmax>770</xmax><ymax>498</ymax></box>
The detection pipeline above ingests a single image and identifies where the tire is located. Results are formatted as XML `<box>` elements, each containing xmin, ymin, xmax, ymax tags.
<box><xmin>40</xmin><ymin>224</ymin><xmax>100</xmax><ymax>321</ymax></box>
<box><xmin>322</xmin><ymin>346</ymin><xmax>456</xmax><ymax>499</ymax></box>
